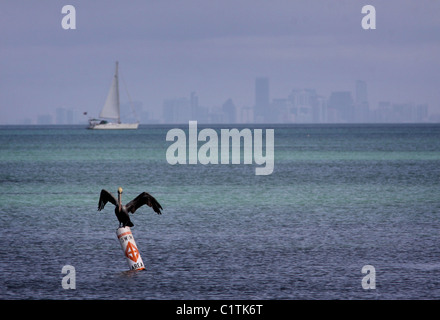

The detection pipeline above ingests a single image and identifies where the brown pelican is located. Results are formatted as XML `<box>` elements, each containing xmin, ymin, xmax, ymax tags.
<box><xmin>98</xmin><ymin>187</ymin><xmax>163</xmax><ymax>227</ymax></box>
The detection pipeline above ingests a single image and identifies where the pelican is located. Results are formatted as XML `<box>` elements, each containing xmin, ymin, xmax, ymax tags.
<box><xmin>98</xmin><ymin>187</ymin><xmax>163</xmax><ymax>227</ymax></box>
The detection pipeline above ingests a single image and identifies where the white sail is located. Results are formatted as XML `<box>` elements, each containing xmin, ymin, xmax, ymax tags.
<box><xmin>88</xmin><ymin>61</ymin><xmax>139</xmax><ymax>130</ymax></box>
<box><xmin>99</xmin><ymin>62</ymin><xmax>120</xmax><ymax>121</ymax></box>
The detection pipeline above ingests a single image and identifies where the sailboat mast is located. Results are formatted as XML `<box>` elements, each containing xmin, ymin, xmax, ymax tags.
<box><xmin>115</xmin><ymin>61</ymin><xmax>121</xmax><ymax>124</ymax></box>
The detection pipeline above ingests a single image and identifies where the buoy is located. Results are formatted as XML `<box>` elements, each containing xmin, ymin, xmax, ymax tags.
<box><xmin>116</xmin><ymin>227</ymin><xmax>145</xmax><ymax>271</ymax></box>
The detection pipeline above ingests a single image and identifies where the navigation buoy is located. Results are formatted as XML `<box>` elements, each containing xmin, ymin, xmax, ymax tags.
<box><xmin>116</xmin><ymin>227</ymin><xmax>145</xmax><ymax>271</ymax></box>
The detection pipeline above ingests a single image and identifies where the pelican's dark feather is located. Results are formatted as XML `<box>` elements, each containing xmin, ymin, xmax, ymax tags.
<box><xmin>98</xmin><ymin>189</ymin><xmax>118</xmax><ymax>211</ymax></box>
<box><xmin>125</xmin><ymin>192</ymin><xmax>163</xmax><ymax>215</ymax></box>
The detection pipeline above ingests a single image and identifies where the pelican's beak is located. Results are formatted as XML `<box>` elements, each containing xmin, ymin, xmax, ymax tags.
<box><xmin>117</xmin><ymin>187</ymin><xmax>122</xmax><ymax>211</ymax></box>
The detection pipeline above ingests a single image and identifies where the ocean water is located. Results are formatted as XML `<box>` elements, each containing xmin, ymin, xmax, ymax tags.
<box><xmin>0</xmin><ymin>123</ymin><xmax>439</xmax><ymax>300</ymax></box>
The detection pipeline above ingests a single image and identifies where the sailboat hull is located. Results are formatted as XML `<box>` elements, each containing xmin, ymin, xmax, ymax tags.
<box><xmin>88</xmin><ymin>122</ymin><xmax>139</xmax><ymax>130</ymax></box>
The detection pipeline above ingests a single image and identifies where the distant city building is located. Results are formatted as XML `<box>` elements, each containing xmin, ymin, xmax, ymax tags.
<box><xmin>54</xmin><ymin>107</ymin><xmax>77</xmax><ymax>124</ymax></box>
<box><xmin>66</xmin><ymin>109</ymin><xmax>73</xmax><ymax>124</ymax></box>
<box><xmin>327</xmin><ymin>91</ymin><xmax>355</xmax><ymax>123</ymax></box>
<box><xmin>222</xmin><ymin>98</ymin><xmax>236</xmax><ymax>123</ymax></box>
<box><xmin>314</xmin><ymin>95</ymin><xmax>327</xmax><ymax>123</ymax></box>
<box><xmin>56</xmin><ymin>108</ymin><xmax>66</xmax><ymax>124</ymax></box>
<box><xmin>239</xmin><ymin>106</ymin><xmax>254</xmax><ymax>123</ymax></box>
<box><xmin>392</xmin><ymin>103</ymin><xmax>414</xmax><ymax>122</ymax></box>
<box><xmin>355</xmin><ymin>80</ymin><xmax>368</xmax><ymax>104</ymax></box>
<box><xmin>254</xmin><ymin>77</ymin><xmax>269</xmax><ymax>123</ymax></box>
<box><xmin>288</xmin><ymin>89</ymin><xmax>324</xmax><ymax>123</ymax></box>
<box><xmin>163</xmin><ymin>97</ymin><xmax>191</xmax><ymax>123</ymax></box>
<box><xmin>188</xmin><ymin>92</ymin><xmax>210</xmax><ymax>123</ymax></box>
<box><xmin>37</xmin><ymin>114</ymin><xmax>53</xmax><ymax>125</ymax></box>
<box><xmin>355</xmin><ymin>80</ymin><xmax>370</xmax><ymax>122</ymax></box>
<box><xmin>415</xmin><ymin>104</ymin><xmax>428</xmax><ymax>122</ymax></box>
<box><xmin>271</xmin><ymin>98</ymin><xmax>289</xmax><ymax>123</ymax></box>
<box><xmin>372</xmin><ymin>101</ymin><xmax>429</xmax><ymax>123</ymax></box>
<box><xmin>163</xmin><ymin>93</ymin><xmax>224</xmax><ymax>124</ymax></box>
<box><xmin>375</xmin><ymin>101</ymin><xmax>392</xmax><ymax>122</ymax></box>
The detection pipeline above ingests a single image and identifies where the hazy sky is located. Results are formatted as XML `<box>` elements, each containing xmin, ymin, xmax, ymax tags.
<box><xmin>1</xmin><ymin>0</ymin><xmax>439</xmax><ymax>123</ymax></box>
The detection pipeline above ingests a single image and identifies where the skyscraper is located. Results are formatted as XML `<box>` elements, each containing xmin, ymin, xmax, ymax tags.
<box><xmin>222</xmin><ymin>98</ymin><xmax>236</xmax><ymax>123</ymax></box>
<box><xmin>355</xmin><ymin>80</ymin><xmax>368</xmax><ymax>104</ymax></box>
<box><xmin>355</xmin><ymin>80</ymin><xmax>370</xmax><ymax>122</ymax></box>
<box><xmin>163</xmin><ymin>97</ymin><xmax>190</xmax><ymax>123</ymax></box>
<box><xmin>327</xmin><ymin>91</ymin><xmax>354</xmax><ymax>123</ymax></box>
<box><xmin>56</xmin><ymin>107</ymin><xmax>66</xmax><ymax>124</ymax></box>
<box><xmin>255</xmin><ymin>77</ymin><xmax>269</xmax><ymax>123</ymax></box>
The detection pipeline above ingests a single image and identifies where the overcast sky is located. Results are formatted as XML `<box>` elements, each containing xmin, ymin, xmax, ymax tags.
<box><xmin>1</xmin><ymin>0</ymin><xmax>439</xmax><ymax>123</ymax></box>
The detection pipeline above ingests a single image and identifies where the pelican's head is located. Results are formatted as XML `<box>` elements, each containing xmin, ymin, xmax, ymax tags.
<box><xmin>118</xmin><ymin>187</ymin><xmax>123</xmax><ymax>194</ymax></box>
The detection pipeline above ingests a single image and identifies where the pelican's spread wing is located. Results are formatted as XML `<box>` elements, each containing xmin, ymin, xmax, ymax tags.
<box><xmin>126</xmin><ymin>192</ymin><xmax>163</xmax><ymax>215</ymax></box>
<box><xmin>98</xmin><ymin>189</ymin><xmax>118</xmax><ymax>211</ymax></box>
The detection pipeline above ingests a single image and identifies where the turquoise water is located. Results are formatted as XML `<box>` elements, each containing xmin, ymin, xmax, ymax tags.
<box><xmin>0</xmin><ymin>124</ymin><xmax>439</xmax><ymax>299</ymax></box>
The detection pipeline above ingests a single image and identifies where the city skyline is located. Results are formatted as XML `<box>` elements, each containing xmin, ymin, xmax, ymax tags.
<box><xmin>1</xmin><ymin>1</ymin><xmax>439</xmax><ymax>124</ymax></box>
<box><xmin>28</xmin><ymin>77</ymin><xmax>434</xmax><ymax>125</ymax></box>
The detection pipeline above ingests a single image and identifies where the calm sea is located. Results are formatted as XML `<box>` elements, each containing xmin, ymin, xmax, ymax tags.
<box><xmin>0</xmin><ymin>123</ymin><xmax>439</xmax><ymax>300</ymax></box>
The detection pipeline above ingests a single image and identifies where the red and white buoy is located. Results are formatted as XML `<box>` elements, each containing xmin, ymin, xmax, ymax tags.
<box><xmin>116</xmin><ymin>227</ymin><xmax>145</xmax><ymax>271</ymax></box>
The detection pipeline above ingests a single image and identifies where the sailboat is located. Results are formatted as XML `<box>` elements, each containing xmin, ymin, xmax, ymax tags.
<box><xmin>88</xmin><ymin>61</ymin><xmax>139</xmax><ymax>129</ymax></box>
